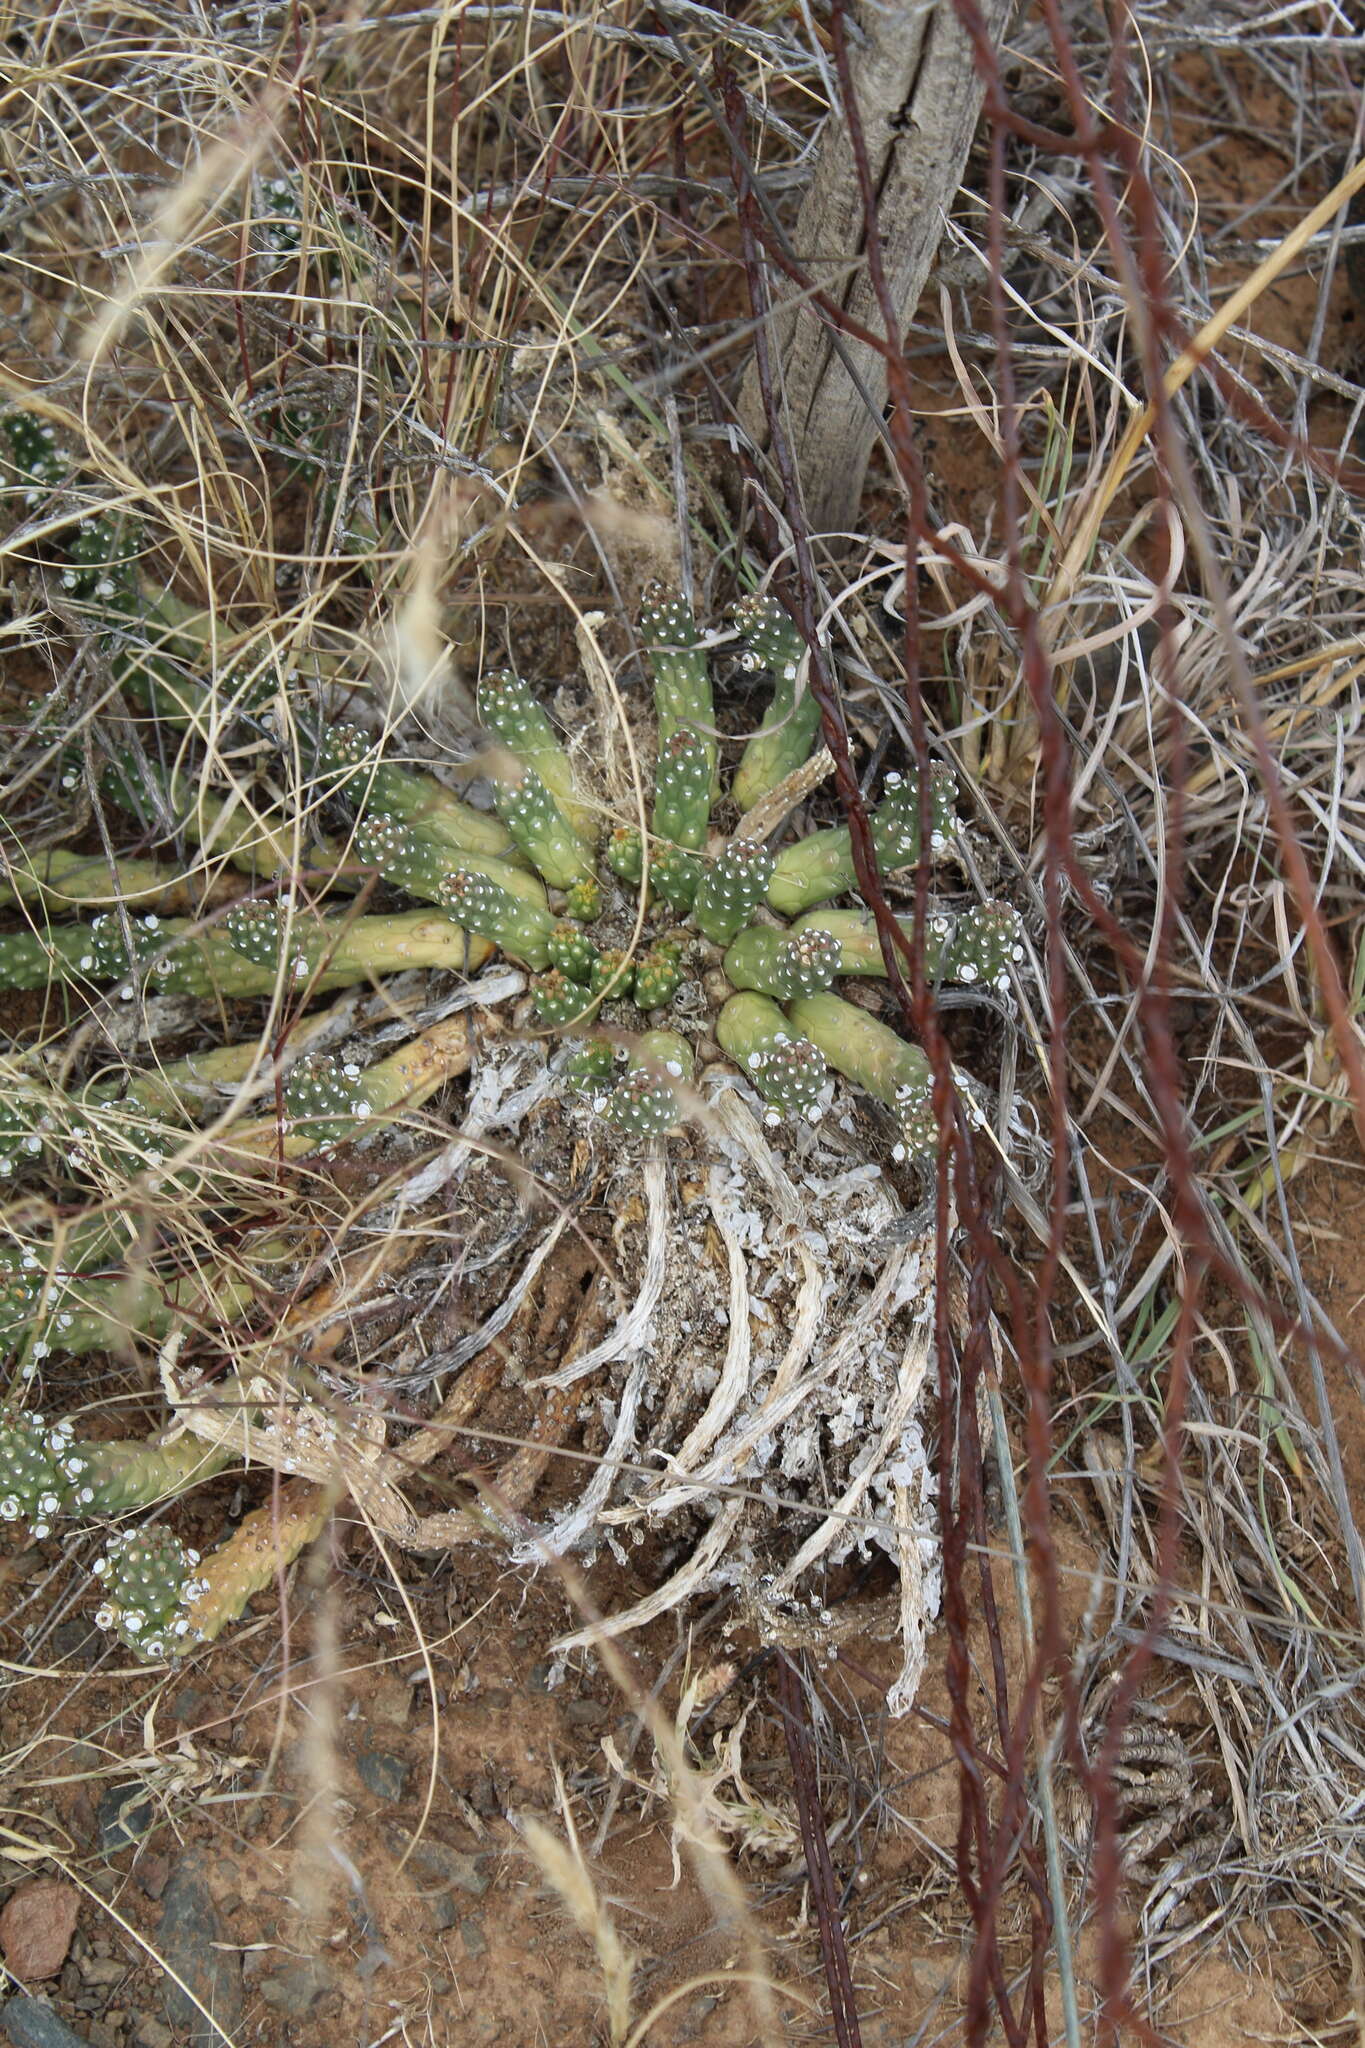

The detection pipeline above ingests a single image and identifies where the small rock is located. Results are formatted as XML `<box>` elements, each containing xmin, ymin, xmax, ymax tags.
<box><xmin>675</xmin><ymin>1993</ymin><xmax>721</xmax><ymax>2040</ymax></box>
<box><xmin>134</xmin><ymin>1856</ymin><xmax>168</xmax><ymax>1905</ymax></box>
<box><xmin>0</xmin><ymin>1881</ymin><xmax>80</xmax><ymax>1983</ymax></box>
<box><xmin>156</xmin><ymin>1856</ymin><xmax>243</xmax><ymax>2047</ymax></box>
<box><xmin>526</xmin><ymin>1663</ymin><xmax>553</xmax><ymax>1694</ymax></box>
<box><xmin>96</xmin><ymin>1790</ymin><xmax>152</xmax><ymax>1859</ymax></box>
<box><xmin>0</xmin><ymin>1997</ymin><xmax>95</xmax><ymax>2048</ymax></box>
<box><xmin>459</xmin><ymin>1917</ymin><xmax>487</xmax><ymax>1959</ymax></box>
<box><xmin>256</xmin><ymin>1959</ymin><xmax>333</xmax><ymax>2021</ymax></box>
<box><xmin>58</xmin><ymin>1970</ymin><xmax>80</xmax><ymax>2005</ymax></box>
<box><xmin>470</xmin><ymin>1771</ymin><xmax>501</xmax><ymax>1817</ymax></box>
<box><xmin>481</xmin><ymin>1689</ymin><xmax>511</xmax><ymax>1711</ymax></box>
<box><xmin>45</xmin><ymin>1623</ymin><xmax>101</xmax><ymax>1669</ymax></box>
<box><xmin>131</xmin><ymin>2022</ymin><xmax>172</xmax><ymax>2048</ymax></box>
<box><xmin>76</xmin><ymin>1960</ymin><xmax>124</xmax><ymax>1989</ymax></box>
<box><xmin>169</xmin><ymin>1692</ymin><xmax>205</xmax><ymax>1727</ymax></box>
<box><xmin>566</xmin><ymin>1698</ymin><xmax>609</xmax><ymax>1728</ymax></box>
<box><xmin>385</xmin><ymin>1833</ymin><xmax>489</xmax><ymax>1898</ymax></box>
<box><xmin>426</xmin><ymin>1895</ymin><xmax>458</xmax><ymax>1933</ymax></box>
<box><xmin>364</xmin><ymin>1677</ymin><xmax>412</xmax><ymax>1729</ymax></box>
<box><xmin>86</xmin><ymin>2026</ymin><xmax>120</xmax><ymax>2048</ymax></box>
<box><xmin>355</xmin><ymin>1750</ymin><xmax>409</xmax><ymax>1802</ymax></box>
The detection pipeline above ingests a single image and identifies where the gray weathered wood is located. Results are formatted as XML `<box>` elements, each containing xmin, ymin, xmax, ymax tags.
<box><xmin>739</xmin><ymin>0</ymin><xmax>1013</xmax><ymax>535</ymax></box>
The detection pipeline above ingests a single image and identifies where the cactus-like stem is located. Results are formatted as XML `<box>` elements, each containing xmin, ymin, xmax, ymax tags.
<box><xmin>0</xmin><ymin>1409</ymin><xmax>68</xmax><ymax>1536</ymax></box>
<box><xmin>280</xmin><ymin>1053</ymin><xmax>379</xmax><ymax>1148</ymax></box>
<box><xmin>224</xmin><ymin>1016</ymin><xmax>474</xmax><ymax>1158</ymax></box>
<box><xmin>600</xmin><ymin>1029</ymin><xmax>694</xmax><ymax>1137</ymax></box>
<box><xmin>716</xmin><ymin>992</ymin><xmax>827</xmax><ymax>1125</ymax></box>
<box><xmin>785</xmin><ymin>992</ymin><xmax>937</xmax><ymax>1160</ymax></box>
<box><xmin>0</xmin><ymin>410</ymin><xmax>70</xmax><ymax>500</ymax></box>
<box><xmin>730</xmin><ymin>593</ymin><xmax>822</xmax><ymax>812</ymax></box>
<box><xmin>640</xmin><ymin>588</ymin><xmax>716</xmax><ymax>751</ymax></box>
<box><xmin>78</xmin><ymin>1002</ymin><xmax>353</xmax><ymax>1127</ymax></box>
<box><xmin>0</xmin><ymin>1091</ymin><xmax>53</xmax><ymax>1182</ymax></box>
<box><xmin>648</xmin><ymin>844</ymin><xmax>701</xmax><ymax>915</ymax></box>
<box><xmin>49</xmin><ymin>514</ymin><xmax>218</xmax><ymax>728</ymax></box>
<box><xmin>335</xmin><ymin>809</ymin><xmax>544</xmax><ymax>911</ymax></box>
<box><xmin>348</xmin><ymin>809</ymin><xmax>495</xmax><ymax>898</ymax></box>
<box><xmin>547</xmin><ymin>921</ymin><xmax>602</xmax><ymax>985</ymax></box>
<box><xmin>558</xmin><ymin>1036</ymin><xmax>619</xmax><ymax>1092</ymax></box>
<box><xmin>0</xmin><ymin>1413</ymin><xmax>235</xmax><ymax>1525</ymax></box>
<box><xmin>564</xmin><ymin>876</ymin><xmax>601</xmax><ymax>922</ymax></box>
<box><xmin>723</xmin><ymin>923</ymin><xmax>841</xmax><ymax>1002</ymax></box>
<box><xmin>186</xmin><ymin>1480</ymin><xmax>333</xmax><ymax>1644</ymax></box>
<box><xmin>437</xmin><ymin>869</ymin><xmax>558</xmax><ymax>968</ymax></box>
<box><xmin>0</xmin><ymin>1255</ymin><xmax>134</xmax><ymax>1361</ymax></box>
<box><xmin>0</xmin><ymin>846</ymin><xmax>238</xmax><ymax>918</ymax></box>
<box><xmin>589</xmin><ymin>946</ymin><xmax>636</xmax><ymax>1003</ymax></box>
<box><xmin>316</xmin><ymin>721</ymin><xmax>517</xmax><ymax>864</ymax></box>
<box><xmin>791</xmin><ymin>904</ymin><xmax>1023</xmax><ymax>993</ymax></box>
<box><xmin>493</xmin><ymin>764</ymin><xmax>594</xmax><ymax>889</ymax></box>
<box><xmin>0</xmin><ymin>909</ymin><xmax>493</xmax><ymax>998</ymax></box>
<box><xmin>96</xmin><ymin>743</ymin><xmax>302</xmax><ymax>878</ymax></box>
<box><xmin>766</xmin><ymin>767</ymin><xmax>958</xmax><ymax>916</ymax></box>
<box><xmin>92</xmin><ymin>1527</ymin><xmax>211</xmax><ymax>1661</ymax></box>
<box><xmin>633</xmin><ymin>942</ymin><xmax>686</xmax><ymax>1011</ymax></box>
<box><xmin>651</xmin><ymin>727</ymin><xmax>713</xmax><ymax>851</ymax></box>
<box><xmin>532</xmin><ymin>969</ymin><xmax>603</xmax><ymax>1029</ymax></box>
<box><xmin>606</xmin><ymin>826</ymin><xmax>643</xmax><ymax>885</ymax></box>
<box><xmin>0</xmin><ymin>1248</ymin><xmax>264</xmax><ymax>1365</ymax></box>
<box><xmin>691</xmin><ymin>839</ymin><xmax>776</xmax><ymax>946</ymax></box>
<box><xmin>478</xmin><ymin>670</ymin><xmax>597</xmax><ymax>849</ymax></box>
<box><xmin>59</xmin><ymin>512</ymin><xmax>142</xmax><ymax>615</ymax></box>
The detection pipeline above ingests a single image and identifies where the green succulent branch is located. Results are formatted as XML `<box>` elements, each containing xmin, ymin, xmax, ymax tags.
<box><xmin>600</xmin><ymin>1029</ymin><xmax>695</xmax><ymax>1138</ymax></box>
<box><xmin>640</xmin><ymin>586</ymin><xmax>718</xmax><ymax>788</ymax></box>
<box><xmin>0</xmin><ymin>907</ymin><xmax>493</xmax><ymax>998</ymax></box>
<box><xmin>477</xmin><ymin>669</ymin><xmax>597</xmax><ymax>849</ymax></box>
<box><xmin>765</xmin><ymin>766</ymin><xmax>958</xmax><ymax>916</ymax></box>
<box><xmin>92</xmin><ymin>1526</ymin><xmax>212</xmax><ymax>1661</ymax></box>
<box><xmin>787</xmin><ymin>992</ymin><xmax>940</xmax><ymax>1161</ymax></box>
<box><xmin>0</xmin><ymin>845</ymin><xmax>239</xmax><ymax>918</ymax></box>
<box><xmin>313</xmin><ymin>720</ymin><xmax>519</xmax><ymax>866</ymax></box>
<box><xmin>494</xmin><ymin>763</ymin><xmax>596</xmax><ymax>888</ymax></box>
<box><xmin>0</xmin><ymin>1244</ymin><xmax>262</xmax><ymax>1372</ymax></box>
<box><xmin>0</xmin><ymin>1408</ymin><xmax>232</xmax><ymax>1535</ymax></box>
<box><xmin>716</xmin><ymin>993</ymin><xmax>827</xmax><ymax>1125</ymax></box>
<box><xmin>730</xmin><ymin>591</ymin><xmax>821</xmax><ymax>811</ymax></box>
<box><xmin>724</xmin><ymin>923</ymin><xmax>842</xmax><ymax>1002</ymax></box>
<box><xmin>691</xmin><ymin>839</ymin><xmax>775</xmax><ymax>946</ymax></box>
<box><xmin>790</xmin><ymin>904</ymin><xmax>1025</xmax><ymax>994</ymax></box>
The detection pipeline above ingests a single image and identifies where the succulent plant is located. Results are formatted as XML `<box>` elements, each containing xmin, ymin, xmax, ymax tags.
<box><xmin>0</xmin><ymin>1409</ymin><xmax>231</xmax><ymax>1535</ymax></box>
<box><xmin>1</xmin><ymin>408</ymin><xmax>1025</xmax><ymax>1676</ymax></box>
<box><xmin>728</xmin><ymin>591</ymin><xmax>820</xmax><ymax>811</ymax></box>
<box><xmin>599</xmin><ymin>1030</ymin><xmax>694</xmax><ymax>1137</ymax></box>
<box><xmin>0</xmin><ymin>907</ymin><xmax>494</xmax><ymax>998</ymax></box>
<box><xmin>2</xmin><ymin>436</ymin><xmax>1019</xmax><ymax>1149</ymax></box>
<box><xmin>91</xmin><ymin>1526</ymin><xmax>209</xmax><ymax>1660</ymax></box>
<box><xmin>715</xmin><ymin>992</ymin><xmax>827</xmax><ymax>1126</ymax></box>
